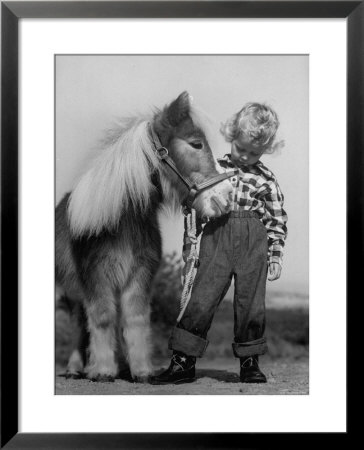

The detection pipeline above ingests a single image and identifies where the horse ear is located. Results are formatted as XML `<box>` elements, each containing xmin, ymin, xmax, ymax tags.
<box><xmin>166</xmin><ymin>91</ymin><xmax>191</xmax><ymax>126</ymax></box>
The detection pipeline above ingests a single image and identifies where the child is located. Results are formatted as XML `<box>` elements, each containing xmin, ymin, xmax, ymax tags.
<box><xmin>152</xmin><ymin>103</ymin><xmax>288</xmax><ymax>384</ymax></box>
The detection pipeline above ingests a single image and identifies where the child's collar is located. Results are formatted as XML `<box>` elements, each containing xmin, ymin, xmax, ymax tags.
<box><xmin>217</xmin><ymin>154</ymin><xmax>275</xmax><ymax>180</ymax></box>
<box><xmin>217</xmin><ymin>154</ymin><xmax>263</xmax><ymax>170</ymax></box>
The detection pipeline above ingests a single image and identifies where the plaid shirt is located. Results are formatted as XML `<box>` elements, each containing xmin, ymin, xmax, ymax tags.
<box><xmin>182</xmin><ymin>154</ymin><xmax>288</xmax><ymax>269</ymax></box>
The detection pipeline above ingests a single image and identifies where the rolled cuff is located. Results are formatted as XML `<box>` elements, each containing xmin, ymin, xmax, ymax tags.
<box><xmin>168</xmin><ymin>327</ymin><xmax>209</xmax><ymax>358</ymax></box>
<box><xmin>232</xmin><ymin>337</ymin><xmax>268</xmax><ymax>358</ymax></box>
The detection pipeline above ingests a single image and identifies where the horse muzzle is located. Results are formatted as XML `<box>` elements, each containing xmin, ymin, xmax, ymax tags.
<box><xmin>191</xmin><ymin>178</ymin><xmax>234</xmax><ymax>219</ymax></box>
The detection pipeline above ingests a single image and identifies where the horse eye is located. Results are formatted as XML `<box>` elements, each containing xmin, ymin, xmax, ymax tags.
<box><xmin>190</xmin><ymin>142</ymin><xmax>203</xmax><ymax>150</ymax></box>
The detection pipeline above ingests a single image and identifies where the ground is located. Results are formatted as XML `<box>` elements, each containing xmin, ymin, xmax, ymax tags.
<box><xmin>55</xmin><ymin>357</ymin><xmax>308</xmax><ymax>395</ymax></box>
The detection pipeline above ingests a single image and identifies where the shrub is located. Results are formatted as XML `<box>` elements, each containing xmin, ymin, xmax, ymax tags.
<box><xmin>150</xmin><ymin>252</ymin><xmax>183</xmax><ymax>326</ymax></box>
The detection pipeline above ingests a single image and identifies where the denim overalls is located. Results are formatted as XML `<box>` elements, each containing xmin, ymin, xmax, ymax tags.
<box><xmin>169</xmin><ymin>210</ymin><xmax>268</xmax><ymax>358</ymax></box>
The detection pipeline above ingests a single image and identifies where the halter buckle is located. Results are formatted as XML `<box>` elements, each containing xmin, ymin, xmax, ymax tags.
<box><xmin>157</xmin><ymin>147</ymin><xmax>169</xmax><ymax>159</ymax></box>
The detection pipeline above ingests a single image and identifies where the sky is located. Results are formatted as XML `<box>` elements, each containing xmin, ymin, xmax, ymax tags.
<box><xmin>56</xmin><ymin>55</ymin><xmax>308</xmax><ymax>295</ymax></box>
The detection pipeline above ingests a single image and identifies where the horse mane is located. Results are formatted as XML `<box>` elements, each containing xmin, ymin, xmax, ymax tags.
<box><xmin>68</xmin><ymin>117</ymin><xmax>167</xmax><ymax>237</ymax></box>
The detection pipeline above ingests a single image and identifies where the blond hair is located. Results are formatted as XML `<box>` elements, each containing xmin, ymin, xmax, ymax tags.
<box><xmin>220</xmin><ymin>103</ymin><xmax>283</xmax><ymax>153</ymax></box>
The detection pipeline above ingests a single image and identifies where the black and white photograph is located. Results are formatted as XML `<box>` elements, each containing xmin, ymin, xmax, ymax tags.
<box><xmin>55</xmin><ymin>54</ymin><xmax>308</xmax><ymax>395</ymax></box>
<box><xmin>2</xmin><ymin>0</ymin><xmax>357</xmax><ymax>443</ymax></box>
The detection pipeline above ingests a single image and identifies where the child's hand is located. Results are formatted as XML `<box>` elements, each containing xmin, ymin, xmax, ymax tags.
<box><xmin>268</xmin><ymin>263</ymin><xmax>281</xmax><ymax>281</ymax></box>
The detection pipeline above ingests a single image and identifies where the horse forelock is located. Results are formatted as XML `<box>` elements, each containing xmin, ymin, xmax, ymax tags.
<box><xmin>68</xmin><ymin>117</ymin><xmax>162</xmax><ymax>237</ymax></box>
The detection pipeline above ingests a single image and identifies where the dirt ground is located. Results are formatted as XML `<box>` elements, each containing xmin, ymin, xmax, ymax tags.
<box><xmin>55</xmin><ymin>357</ymin><xmax>308</xmax><ymax>395</ymax></box>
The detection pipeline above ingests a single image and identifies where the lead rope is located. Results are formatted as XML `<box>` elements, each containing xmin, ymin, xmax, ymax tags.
<box><xmin>177</xmin><ymin>209</ymin><xmax>203</xmax><ymax>323</ymax></box>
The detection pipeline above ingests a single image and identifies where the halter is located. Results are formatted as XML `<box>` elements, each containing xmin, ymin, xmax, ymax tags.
<box><xmin>148</xmin><ymin>123</ymin><xmax>238</xmax><ymax>210</ymax></box>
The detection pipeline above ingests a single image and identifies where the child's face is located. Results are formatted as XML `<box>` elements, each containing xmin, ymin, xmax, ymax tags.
<box><xmin>230</xmin><ymin>136</ymin><xmax>266</xmax><ymax>167</ymax></box>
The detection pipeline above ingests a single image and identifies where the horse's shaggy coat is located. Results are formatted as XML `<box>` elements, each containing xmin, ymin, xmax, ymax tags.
<box><xmin>56</xmin><ymin>92</ymin><xmax>233</xmax><ymax>381</ymax></box>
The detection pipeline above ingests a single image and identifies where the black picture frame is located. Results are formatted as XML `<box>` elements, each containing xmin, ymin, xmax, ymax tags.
<box><xmin>1</xmin><ymin>1</ymin><xmax>361</xmax><ymax>448</ymax></box>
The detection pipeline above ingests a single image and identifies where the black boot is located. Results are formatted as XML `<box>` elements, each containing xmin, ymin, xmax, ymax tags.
<box><xmin>240</xmin><ymin>355</ymin><xmax>267</xmax><ymax>383</ymax></box>
<box><xmin>151</xmin><ymin>352</ymin><xmax>196</xmax><ymax>385</ymax></box>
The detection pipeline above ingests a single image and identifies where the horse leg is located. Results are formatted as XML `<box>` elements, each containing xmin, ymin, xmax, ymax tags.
<box><xmin>115</xmin><ymin>307</ymin><xmax>133</xmax><ymax>381</ymax></box>
<box><xmin>84</xmin><ymin>289</ymin><xmax>118</xmax><ymax>382</ymax></box>
<box><xmin>56</xmin><ymin>284</ymin><xmax>88</xmax><ymax>378</ymax></box>
<box><xmin>120</xmin><ymin>266</ymin><xmax>155</xmax><ymax>382</ymax></box>
<box><xmin>66</xmin><ymin>301</ymin><xmax>89</xmax><ymax>379</ymax></box>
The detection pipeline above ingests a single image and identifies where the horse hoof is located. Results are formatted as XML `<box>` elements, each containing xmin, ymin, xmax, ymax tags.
<box><xmin>133</xmin><ymin>375</ymin><xmax>151</xmax><ymax>384</ymax></box>
<box><xmin>88</xmin><ymin>374</ymin><xmax>115</xmax><ymax>383</ymax></box>
<box><xmin>65</xmin><ymin>371</ymin><xmax>85</xmax><ymax>380</ymax></box>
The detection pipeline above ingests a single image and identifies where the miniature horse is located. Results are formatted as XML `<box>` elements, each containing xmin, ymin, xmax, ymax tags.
<box><xmin>56</xmin><ymin>92</ymin><xmax>233</xmax><ymax>382</ymax></box>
